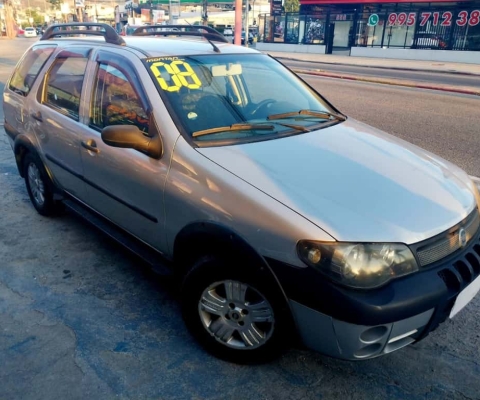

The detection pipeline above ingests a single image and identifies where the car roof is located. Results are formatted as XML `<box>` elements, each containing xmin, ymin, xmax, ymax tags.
<box><xmin>48</xmin><ymin>36</ymin><xmax>260</xmax><ymax>57</ymax></box>
<box><xmin>123</xmin><ymin>36</ymin><xmax>259</xmax><ymax>56</ymax></box>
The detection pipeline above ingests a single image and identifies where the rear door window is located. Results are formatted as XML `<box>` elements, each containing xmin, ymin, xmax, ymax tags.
<box><xmin>8</xmin><ymin>45</ymin><xmax>56</xmax><ymax>96</ymax></box>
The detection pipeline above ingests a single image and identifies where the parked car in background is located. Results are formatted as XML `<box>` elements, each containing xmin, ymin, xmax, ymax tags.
<box><xmin>223</xmin><ymin>28</ymin><xmax>233</xmax><ymax>43</ymax></box>
<box><xmin>23</xmin><ymin>27</ymin><xmax>37</xmax><ymax>38</ymax></box>
<box><xmin>412</xmin><ymin>33</ymin><xmax>447</xmax><ymax>49</ymax></box>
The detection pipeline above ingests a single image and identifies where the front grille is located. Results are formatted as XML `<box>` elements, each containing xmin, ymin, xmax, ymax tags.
<box><xmin>415</xmin><ymin>209</ymin><xmax>480</xmax><ymax>267</ymax></box>
<box><xmin>438</xmin><ymin>239</ymin><xmax>480</xmax><ymax>292</ymax></box>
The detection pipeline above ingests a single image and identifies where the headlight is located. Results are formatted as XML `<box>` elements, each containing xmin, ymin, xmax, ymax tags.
<box><xmin>297</xmin><ymin>241</ymin><xmax>418</xmax><ymax>289</ymax></box>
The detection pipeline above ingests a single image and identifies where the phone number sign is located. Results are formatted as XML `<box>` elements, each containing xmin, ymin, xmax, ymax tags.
<box><xmin>387</xmin><ymin>10</ymin><xmax>480</xmax><ymax>27</ymax></box>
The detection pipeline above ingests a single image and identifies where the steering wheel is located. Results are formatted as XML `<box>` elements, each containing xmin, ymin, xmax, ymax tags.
<box><xmin>250</xmin><ymin>99</ymin><xmax>276</xmax><ymax>117</ymax></box>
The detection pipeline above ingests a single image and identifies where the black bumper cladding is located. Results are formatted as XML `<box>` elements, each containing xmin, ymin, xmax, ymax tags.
<box><xmin>266</xmin><ymin>219</ymin><xmax>480</xmax><ymax>334</ymax></box>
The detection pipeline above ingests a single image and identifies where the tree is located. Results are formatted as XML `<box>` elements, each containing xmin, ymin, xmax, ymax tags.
<box><xmin>4</xmin><ymin>0</ymin><xmax>16</xmax><ymax>38</ymax></box>
<box><xmin>26</xmin><ymin>9</ymin><xmax>44</xmax><ymax>26</ymax></box>
<box><xmin>47</xmin><ymin>0</ymin><xmax>63</xmax><ymax>11</ymax></box>
<box><xmin>284</xmin><ymin>0</ymin><xmax>300</xmax><ymax>13</ymax></box>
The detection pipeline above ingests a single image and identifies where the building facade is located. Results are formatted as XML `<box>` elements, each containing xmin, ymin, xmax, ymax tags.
<box><xmin>256</xmin><ymin>1</ymin><xmax>480</xmax><ymax>61</ymax></box>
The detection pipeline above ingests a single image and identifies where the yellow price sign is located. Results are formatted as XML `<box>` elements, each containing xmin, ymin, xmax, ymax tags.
<box><xmin>149</xmin><ymin>60</ymin><xmax>202</xmax><ymax>92</ymax></box>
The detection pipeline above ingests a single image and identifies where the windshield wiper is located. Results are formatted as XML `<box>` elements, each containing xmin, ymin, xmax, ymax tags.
<box><xmin>267</xmin><ymin>109</ymin><xmax>346</xmax><ymax>122</ymax></box>
<box><xmin>270</xmin><ymin>122</ymin><xmax>310</xmax><ymax>132</ymax></box>
<box><xmin>192</xmin><ymin>123</ymin><xmax>275</xmax><ymax>138</ymax></box>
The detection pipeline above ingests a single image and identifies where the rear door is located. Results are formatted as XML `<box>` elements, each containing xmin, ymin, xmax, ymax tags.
<box><xmin>79</xmin><ymin>49</ymin><xmax>169</xmax><ymax>251</ymax></box>
<box><xmin>32</xmin><ymin>47</ymin><xmax>92</xmax><ymax>201</ymax></box>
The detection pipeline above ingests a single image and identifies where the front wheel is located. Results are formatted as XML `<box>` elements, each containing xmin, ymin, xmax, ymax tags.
<box><xmin>181</xmin><ymin>255</ymin><xmax>290</xmax><ymax>363</ymax></box>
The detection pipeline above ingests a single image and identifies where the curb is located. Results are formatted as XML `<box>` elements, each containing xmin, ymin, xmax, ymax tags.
<box><xmin>274</xmin><ymin>55</ymin><xmax>480</xmax><ymax>77</ymax></box>
<box><xmin>293</xmin><ymin>69</ymin><xmax>480</xmax><ymax>96</ymax></box>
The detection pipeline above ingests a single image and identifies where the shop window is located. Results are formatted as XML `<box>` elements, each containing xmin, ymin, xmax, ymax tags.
<box><xmin>274</xmin><ymin>16</ymin><xmax>286</xmax><ymax>42</ymax></box>
<box><xmin>303</xmin><ymin>16</ymin><xmax>326</xmax><ymax>44</ymax></box>
<box><xmin>264</xmin><ymin>15</ymin><xmax>275</xmax><ymax>42</ymax></box>
<box><xmin>285</xmin><ymin>14</ymin><xmax>300</xmax><ymax>43</ymax></box>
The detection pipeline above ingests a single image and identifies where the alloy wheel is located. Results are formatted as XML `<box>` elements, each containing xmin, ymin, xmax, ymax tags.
<box><xmin>198</xmin><ymin>280</ymin><xmax>275</xmax><ymax>350</ymax></box>
<box><xmin>27</xmin><ymin>162</ymin><xmax>45</xmax><ymax>206</ymax></box>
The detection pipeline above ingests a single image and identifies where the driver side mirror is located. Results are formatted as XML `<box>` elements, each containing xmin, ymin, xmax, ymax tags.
<box><xmin>101</xmin><ymin>125</ymin><xmax>162</xmax><ymax>159</ymax></box>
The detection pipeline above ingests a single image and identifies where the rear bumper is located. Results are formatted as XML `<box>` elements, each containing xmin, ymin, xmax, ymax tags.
<box><xmin>266</xmin><ymin>223</ymin><xmax>480</xmax><ymax>359</ymax></box>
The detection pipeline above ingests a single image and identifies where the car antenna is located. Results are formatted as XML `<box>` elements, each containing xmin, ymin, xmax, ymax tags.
<box><xmin>183</xmin><ymin>20</ymin><xmax>220</xmax><ymax>53</ymax></box>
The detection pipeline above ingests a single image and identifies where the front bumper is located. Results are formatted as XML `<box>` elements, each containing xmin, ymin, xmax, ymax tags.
<box><xmin>291</xmin><ymin>300</ymin><xmax>434</xmax><ymax>360</ymax></box>
<box><xmin>267</xmin><ymin>223</ymin><xmax>480</xmax><ymax>360</ymax></box>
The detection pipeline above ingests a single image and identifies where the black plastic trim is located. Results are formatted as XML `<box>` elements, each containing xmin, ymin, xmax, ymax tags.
<box><xmin>266</xmin><ymin>225</ymin><xmax>480</xmax><ymax>327</ymax></box>
<box><xmin>132</xmin><ymin>25</ymin><xmax>228</xmax><ymax>43</ymax></box>
<box><xmin>4</xmin><ymin>121</ymin><xmax>17</xmax><ymax>140</ymax></box>
<box><xmin>409</xmin><ymin>208</ymin><xmax>479</xmax><ymax>267</ymax></box>
<box><xmin>41</xmin><ymin>23</ymin><xmax>125</xmax><ymax>46</ymax></box>
<box><xmin>45</xmin><ymin>154</ymin><xmax>158</xmax><ymax>223</ymax></box>
<box><xmin>63</xmin><ymin>196</ymin><xmax>172</xmax><ymax>275</ymax></box>
<box><xmin>94</xmin><ymin>50</ymin><xmax>151</xmax><ymax>114</ymax></box>
<box><xmin>173</xmin><ymin>221</ymin><xmax>292</xmax><ymax>307</ymax></box>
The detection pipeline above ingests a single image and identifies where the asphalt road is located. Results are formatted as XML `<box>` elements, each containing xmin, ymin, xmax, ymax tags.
<box><xmin>1</xmin><ymin>38</ymin><xmax>480</xmax><ymax>400</ymax></box>
<box><xmin>300</xmin><ymin>74</ymin><xmax>480</xmax><ymax>177</ymax></box>
<box><xmin>282</xmin><ymin>58</ymin><xmax>480</xmax><ymax>89</ymax></box>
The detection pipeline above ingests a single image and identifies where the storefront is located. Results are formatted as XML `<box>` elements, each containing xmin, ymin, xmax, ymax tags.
<box><xmin>256</xmin><ymin>1</ymin><xmax>480</xmax><ymax>62</ymax></box>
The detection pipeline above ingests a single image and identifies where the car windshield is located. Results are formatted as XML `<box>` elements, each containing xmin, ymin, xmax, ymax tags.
<box><xmin>144</xmin><ymin>53</ymin><xmax>343</xmax><ymax>146</ymax></box>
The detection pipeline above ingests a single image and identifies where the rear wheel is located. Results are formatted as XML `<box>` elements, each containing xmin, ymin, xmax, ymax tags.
<box><xmin>181</xmin><ymin>255</ymin><xmax>290</xmax><ymax>363</ymax></box>
<box><xmin>23</xmin><ymin>153</ymin><xmax>60</xmax><ymax>216</ymax></box>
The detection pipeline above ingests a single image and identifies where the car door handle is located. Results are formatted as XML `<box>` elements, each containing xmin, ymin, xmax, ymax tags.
<box><xmin>81</xmin><ymin>139</ymin><xmax>100</xmax><ymax>153</ymax></box>
<box><xmin>31</xmin><ymin>111</ymin><xmax>43</xmax><ymax>122</ymax></box>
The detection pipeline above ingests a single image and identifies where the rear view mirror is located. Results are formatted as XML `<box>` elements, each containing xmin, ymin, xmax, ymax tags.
<box><xmin>211</xmin><ymin>64</ymin><xmax>242</xmax><ymax>77</ymax></box>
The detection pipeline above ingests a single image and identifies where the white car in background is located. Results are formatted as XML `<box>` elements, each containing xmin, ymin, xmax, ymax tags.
<box><xmin>23</xmin><ymin>27</ymin><xmax>37</xmax><ymax>38</ymax></box>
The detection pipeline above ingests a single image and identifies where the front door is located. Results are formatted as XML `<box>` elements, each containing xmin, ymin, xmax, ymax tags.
<box><xmin>80</xmin><ymin>51</ymin><xmax>169</xmax><ymax>251</ymax></box>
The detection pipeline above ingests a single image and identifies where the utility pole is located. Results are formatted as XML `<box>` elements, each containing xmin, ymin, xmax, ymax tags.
<box><xmin>243</xmin><ymin>0</ymin><xmax>248</xmax><ymax>47</ymax></box>
<box><xmin>234</xmin><ymin>0</ymin><xmax>241</xmax><ymax>44</ymax></box>
<box><xmin>201</xmin><ymin>0</ymin><xmax>207</xmax><ymax>25</ymax></box>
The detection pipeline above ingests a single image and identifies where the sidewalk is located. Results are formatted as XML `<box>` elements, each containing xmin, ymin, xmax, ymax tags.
<box><xmin>265</xmin><ymin>51</ymin><xmax>480</xmax><ymax>76</ymax></box>
<box><xmin>263</xmin><ymin>50</ymin><xmax>480</xmax><ymax>96</ymax></box>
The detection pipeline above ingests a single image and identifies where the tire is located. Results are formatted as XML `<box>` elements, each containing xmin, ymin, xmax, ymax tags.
<box><xmin>23</xmin><ymin>153</ymin><xmax>59</xmax><ymax>216</ymax></box>
<box><xmin>181</xmin><ymin>255</ymin><xmax>291</xmax><ymax>364</ymax></box>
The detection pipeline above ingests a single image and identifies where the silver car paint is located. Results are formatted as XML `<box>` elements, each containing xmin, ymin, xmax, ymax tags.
<box><xmin>197</xmin><ymin>119</ymin><xmax>476</xmax><ymax>245</ymax></box>
<box><xmin>74</xmin><ymin>47</ymin><xmax>175</xmax><ymax>251</ymax></box>
<box><xmin>163</xmin><ymin>137</ymin><xmax>334</xmax><ymax>268</ymax></box>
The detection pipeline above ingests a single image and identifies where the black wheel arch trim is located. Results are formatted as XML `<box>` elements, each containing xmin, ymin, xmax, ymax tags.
<box><xmin>13</xmin><ymin>134</ymin><xmax>41</xmax><ymax>178</ymax></box>
<box><xmin>173</xmin><ymin>221</ymin><xmax>296</xmax><ymax>325</ymax></box>
<box><xmin>4</xmin><ymin>120</ymin><xmax>17</xmax><ymax>141</ymax></box>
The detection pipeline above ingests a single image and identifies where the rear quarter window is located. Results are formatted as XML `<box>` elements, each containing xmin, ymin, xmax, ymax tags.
<box><xmin>8</xmin><ymin>45</ymin><xmax>56</xmax><ymax>96</ymax></box>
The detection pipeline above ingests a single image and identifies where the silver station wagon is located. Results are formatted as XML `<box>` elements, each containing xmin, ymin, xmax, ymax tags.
<box><xmin>3</xmin><ymin>23</ymin><xmax>480</xmax><ymax>363</ymax></box>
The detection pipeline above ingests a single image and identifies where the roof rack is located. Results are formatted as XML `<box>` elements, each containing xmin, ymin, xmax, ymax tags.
<box><xmin>40</xmin><ymin>23</ymin><xmax>126</xmax><ymax>46</ymax></box>
<box><xmin>132</xmin><ymin>25</ymin><xmax>229</xmax><ymax>43</ymax></box>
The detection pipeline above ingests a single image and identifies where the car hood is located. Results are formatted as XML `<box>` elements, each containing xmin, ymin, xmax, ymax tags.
<box><xmin>197</xmin><ymin>119</ymin><xmax>477</xmax><ymax>244</ymax></box>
